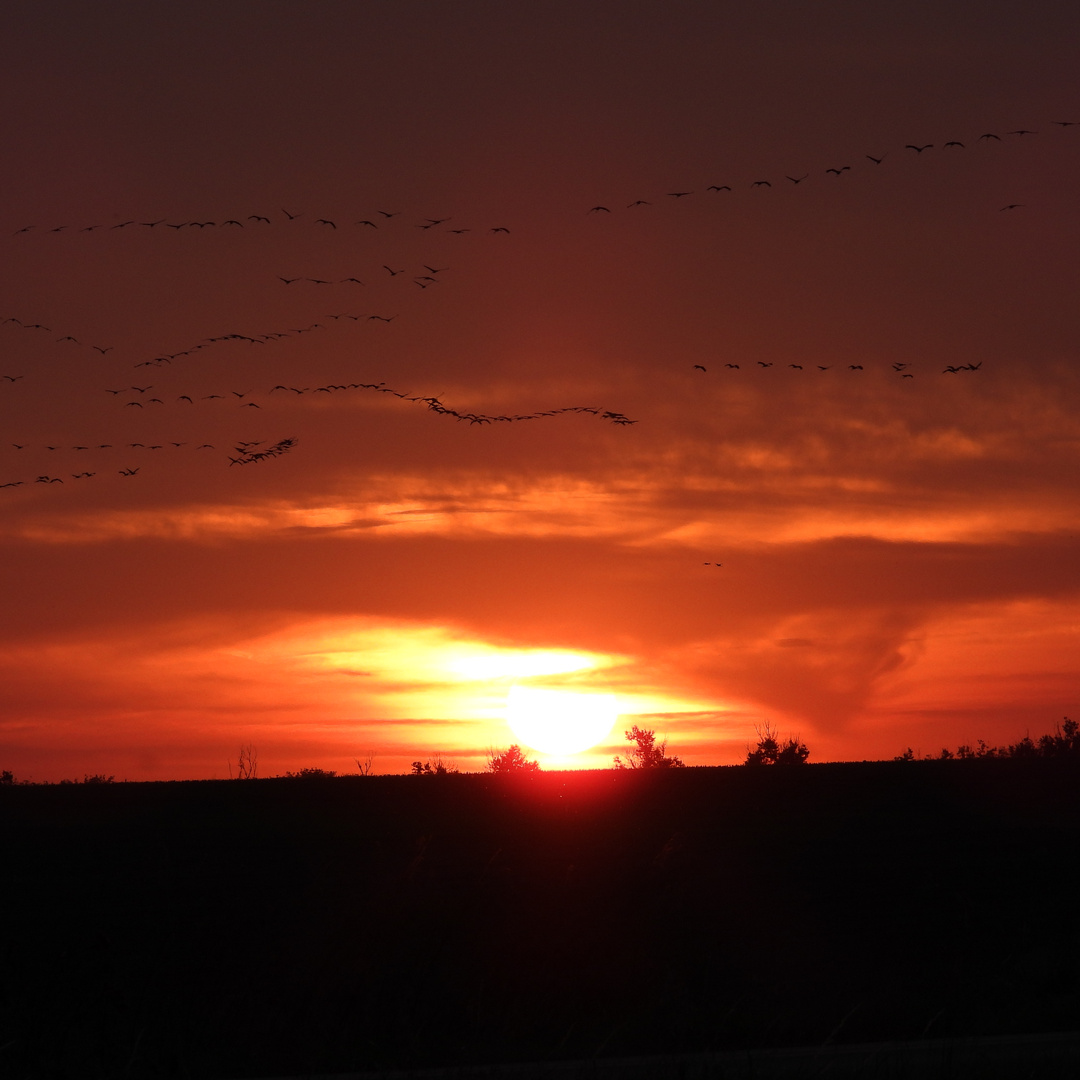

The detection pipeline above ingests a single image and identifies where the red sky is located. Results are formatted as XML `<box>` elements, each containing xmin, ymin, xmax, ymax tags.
<box><xmin>2</xmin><ymin>0</ymin><xmax>1078</xmax><ymax>780</ymax></box>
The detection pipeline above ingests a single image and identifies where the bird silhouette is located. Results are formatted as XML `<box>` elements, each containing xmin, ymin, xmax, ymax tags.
<box><xmin>905</xmin><ymin>144</ymin><xmax>933</xmax><ymax>153</ymax></box>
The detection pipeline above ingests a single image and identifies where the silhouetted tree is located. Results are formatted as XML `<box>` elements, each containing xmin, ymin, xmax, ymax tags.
<box><xmin>487</xmin><ymin>744</ymin><xmax>540</xmax><ymax>773</ymax></box>
<box><xmin>1039</xmin><ymin>717</ymin><xmax>1080</xmax><ymax>756</ymax></box>
<box><xmin>0</xmin><ymin>769</ymin><xmax>14</xmax><ymax>785</ymax></box>
<box><xmin>745</xmin><ymin>720</ymin><xmax>809</xmax><ymax>765</ymax></box>
<box><xmin>232</xmin><ymin>743</ymin><xmax>258</xmax><ymax>780</ymax></box>
<box><xmin>355</xmin><ymin>752</ymin><xmax>376</xmax><ymax>775</ymax></box>
<box><xmin>614</xmin><ymin>725</ymin><xmax>684</xmax><ymax>769</ymax></box>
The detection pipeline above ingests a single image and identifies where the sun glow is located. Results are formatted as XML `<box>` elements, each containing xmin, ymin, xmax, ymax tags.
<box><xmin>505</xmin><ymin>684</ymin><xmax>619</xmax><ymax>756</ymax></box>
<box><xmin>446</xmin><ymin>649</ymin><xmax>596</xmax><ymax>680</ymax></box>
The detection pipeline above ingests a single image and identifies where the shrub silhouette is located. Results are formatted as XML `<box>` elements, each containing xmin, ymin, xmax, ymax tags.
<box><xmin>613</xmin><ymin>725</ymin><xmax>684</xmax><ymax>769</ymax></box>
<box><xmin>279</xmin><ymin>767</ymin><xmax>337</xmax><ymax>779</ymax></box>
<box><xmin>411</xmin><ymin>754</ymin><xmax>458</xmax><ymax>775</ymax></box>
<box><xmin>487</xmin><ymin>745</ymin><xmax>540</xmax><ymax>773</ymax></box>
<box><xmin>0</xmin><ymin>769</ymin><xmax>14</xmax><ymax>785</ymax></box>
<box><xmin>745</xmin><ymin>721</ymin><xmax>809</xmax><ymax>765</ymax></box>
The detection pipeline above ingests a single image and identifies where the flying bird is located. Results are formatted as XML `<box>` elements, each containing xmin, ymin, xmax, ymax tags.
<box><xmin>588</xmin><ymin>206</ymin><xmax>611</xmax><ymax>213</ymax></box>
<box><xmin>905</xmin><ymin>144</ymin><xmax>933</xmax><ymax>152</ymax></box>
<box><xmin>751</xmin><ymin>180</ymin><xmax>771</xmax><ymax>187</ymax></box>
<box><xmin>825</xmin><ymin>166</ymin><xmax>850</xmax><ymax>175</ymax></box>
<box><xmin>706</xmin><ymin>185</ymin><xmax>731</xmax><ymax>192</ymax></box>
<box><xmin>693</xmin><ymin>365</ymin><xmax>707</xmax><ymax>372</ymax></box>
<box><xmin>865</xmin><ymin>154</ymin><xmax>886</xmax><ymax>164</ymax></box>
<box><xmin>786</xmin><ymin>174</ymin><xmax>808</xmax><ymax>184</ymax></box>
<box><xmin>999</xmin><ymin>204</ymin><xmax>1025</xmax><ymax>211</ymax></box>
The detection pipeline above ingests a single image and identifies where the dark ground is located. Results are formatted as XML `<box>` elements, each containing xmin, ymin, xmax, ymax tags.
<box><xmin>2</xmin><ymin>759</ymin><xmax>1079</xmax><ymax>1078</ymax></box>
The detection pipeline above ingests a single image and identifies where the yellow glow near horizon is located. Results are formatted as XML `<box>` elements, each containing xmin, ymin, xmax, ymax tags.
<box><xmin>446</xmin><ymin>648</ymin><xmax>597</xmax><ymax>680</ymax></box>
<box><xmin>505</xmin><ymin>684</ymin><xmax>619</xmax><ymax>755</ymax></box>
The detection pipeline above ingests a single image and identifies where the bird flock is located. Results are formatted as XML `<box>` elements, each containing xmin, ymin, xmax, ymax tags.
<box><xmin>9</xmin><ymin>209</ymin><xmax>512</xmax><ymax>239</ymax></box>
<box><xmin>690</xmin><ymin>360</ymin><xmax>983</xmax><ymax>379</ymax></box>
<box><xmin>583</xmin><ymin>118</ymin><xmax>1076</xmax><ymax>214</ymax></box>
<box><xmin>4</xmin><ymin>112</ymin><xmax>1071</xmax><ymax>497</ymax></box>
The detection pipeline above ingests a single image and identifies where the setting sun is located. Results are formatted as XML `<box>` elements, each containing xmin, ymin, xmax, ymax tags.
<box><xmin>505</xmin><ymin>684</ymin><xmax>619</xmax><ymax>756</ymax></box>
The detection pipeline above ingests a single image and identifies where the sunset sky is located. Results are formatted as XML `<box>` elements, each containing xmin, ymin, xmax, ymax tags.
<box><xmin>2</xmin><ymin>0</ymin><xmax>1078</xmax><ymax>780</ymax></box>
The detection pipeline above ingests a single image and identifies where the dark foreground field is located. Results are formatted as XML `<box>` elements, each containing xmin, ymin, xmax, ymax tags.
<box><xmin>3</xmin><ymin>759</ymin><xmax>1079</xmax><ymax>1079</ymax></box>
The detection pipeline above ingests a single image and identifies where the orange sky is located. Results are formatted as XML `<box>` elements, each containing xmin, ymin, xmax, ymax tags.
<box><xmin>1</xmin><ymin>1</ymin><xmax>1078</xmax><ymax>780</ymax></box>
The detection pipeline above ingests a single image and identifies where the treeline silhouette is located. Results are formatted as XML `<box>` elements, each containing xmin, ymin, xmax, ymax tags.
<box><xmin>7</xmin><ymin>718</ymin><xmax>1080</xmax><ymax>785</ymax></box>
<box><xmin>897</xmin><ymin>716</ymin><xmax>1079</xmax><ymax>761</ymax></box>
